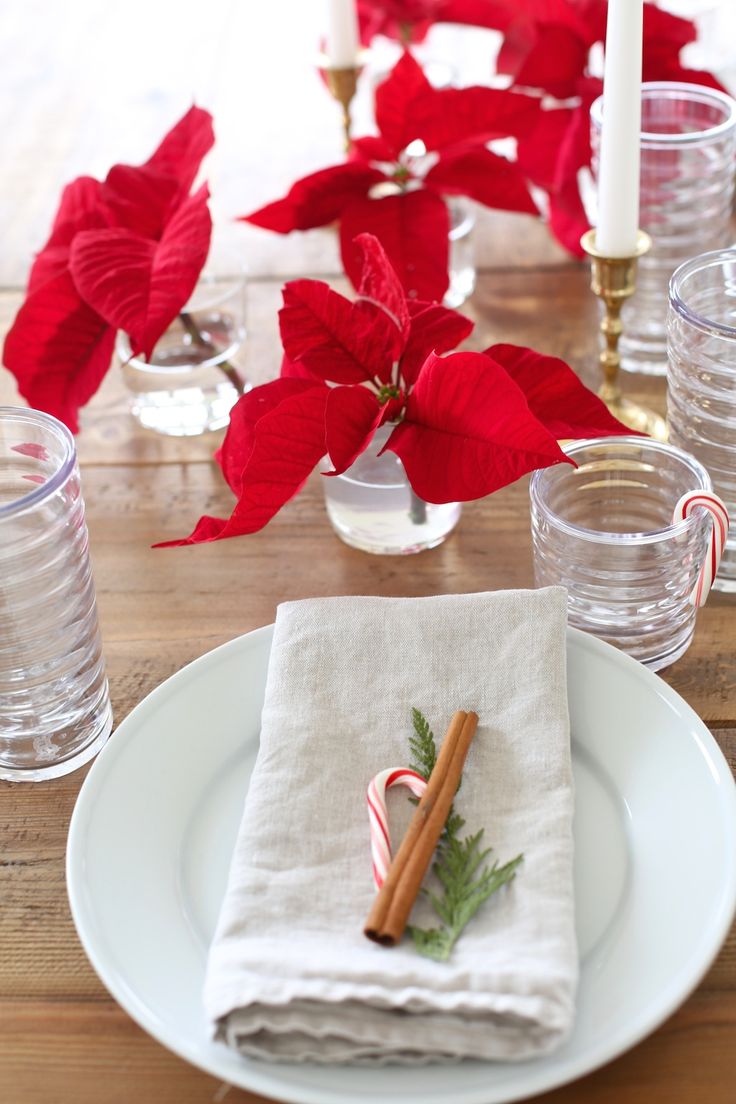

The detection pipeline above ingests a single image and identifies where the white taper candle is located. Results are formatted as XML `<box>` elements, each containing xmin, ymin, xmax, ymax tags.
<box><xmin>595</xmin><ymin>0</ymin><xmax>643</xmax><ymax>256</ymax></box>
<box><xmin>325</xmin><ymin>0</ymin><xmax>360</xmax><ymax>68</ymax></box>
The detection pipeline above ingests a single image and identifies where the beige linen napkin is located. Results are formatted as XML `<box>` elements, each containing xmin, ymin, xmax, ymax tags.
<box><xmin>204</xmin><ymin>589</ymin><xmax>577</xmax><ymax>1063</ymax></box>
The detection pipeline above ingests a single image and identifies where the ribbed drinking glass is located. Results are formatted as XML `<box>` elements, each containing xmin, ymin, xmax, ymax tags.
<box><xmin>591</xmin><ymin>81</ymin><xmax>736</xmax><ymax>376</ymax></box>
<box><xmin>0</xmin><ymin>408</ymin><xmax>112</xmax><ymax>781</ymax></box>
<box><xmin>530</xmin><ymin>437</ymin><xmax>712</xmax><ymax>670</ymax></box>
<box><xmin>668</xmin><ymin>249</ymin><xmax>736</xmax><ymax>591</ymax></box>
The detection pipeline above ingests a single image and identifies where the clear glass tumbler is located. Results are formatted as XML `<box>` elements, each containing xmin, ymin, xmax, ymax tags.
<box><xmin>322</xmin><ymin>426</ymin><xmax>462</xmax><ymax>554</ymax></box>
<box><xmin>530</xmin><ymin>437</ymin><xmax>712</xmax><ymax>670</ymax></box>
<box><xmin>119</xmin><ymin>253</ymin><xmax>248</xmax><ymax>437</ymax></box>
<box><xmin>0</xmin><ymin>408</ymin><xmax>112</xmax><ymax>781</ymax></box>
<box><xmin>668</xmin><ymin>249</ymin><xmax>736</xmax><ymax>591</ymax></box>
<box><xmin>591</xmin><ymin>82</ymin><xmax>736</xmax><ymax>376</ymax></box>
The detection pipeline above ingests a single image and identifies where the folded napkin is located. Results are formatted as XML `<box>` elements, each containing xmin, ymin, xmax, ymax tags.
<box><xmin>205</xmin><ymin>589</ymin><xmax>578</xmax><ymax>1063</ymax></box>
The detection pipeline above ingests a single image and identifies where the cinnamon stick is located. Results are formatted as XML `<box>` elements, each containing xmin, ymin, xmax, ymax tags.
<box><xmin>364</xmin><ymin>710</ymin><xmax>479</xmax><ymax>947</ymax></box>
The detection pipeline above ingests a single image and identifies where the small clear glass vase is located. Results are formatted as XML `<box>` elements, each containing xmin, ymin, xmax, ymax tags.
<box><xmin>118</xmin><ymin>253</ymin><xmax>248</xmax><ymax>437</ymax></box>
<box><xmin>445</xmin><ymin>196</ymin><xmax>477</xmax><ymax>309</ymax></box>
<box><xmin>321</xmin><ymin>427</ymin><xmax>462</xmax><ymax>554</ymax></box>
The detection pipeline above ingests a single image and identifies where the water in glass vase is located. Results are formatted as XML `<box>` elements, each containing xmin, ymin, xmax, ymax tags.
<box><xmin>322</xmin><ymin>430</ymin><xmax>461</xmax><ymax>554</ymax></box>
<box><xmin>119</xmin><ymin>308</ymin><xmax>246</xmax><ymax>436</ymax></box>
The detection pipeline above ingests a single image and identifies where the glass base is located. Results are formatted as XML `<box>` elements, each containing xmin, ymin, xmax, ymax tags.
<box><xmin>129</xmin><ymin>381</ymin><xmax>241</xmax><ymax>437</ymax></box>
<box><xmin>326</xmin><ymin>500</ymin><xmax>461</xmax><ymax>555</ymax></box>
<box><xmin>620</xmin><ymin>334</ymin><xmax>668</xmax><ymax>377</ymax></box>
<box><xmin>0</xmin><ymin>698</ymin><xmax>113</xmax><ymax>782</ymax></box>
<box><xmin>444</xmin><ymin>264</ymin><xmax>476</xmax><ymax>310</ymax></box>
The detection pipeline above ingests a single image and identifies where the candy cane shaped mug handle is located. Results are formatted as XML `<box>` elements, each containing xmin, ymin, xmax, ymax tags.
<box><xmin>673</xmin><ymin>491</ymin><xmax>730</xmax><ymax>608</ymax></box>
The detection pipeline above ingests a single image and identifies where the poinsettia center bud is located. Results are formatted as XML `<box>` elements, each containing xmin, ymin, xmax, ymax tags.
<box><xmin>377</xmin><ymin>383</ymin><xmax>401</xmax><ymax>405</ymax></box>
<box><xmin>377</xmin><ymin>385</ymin><xmax>405</xmax><ymax>424</ymax></box>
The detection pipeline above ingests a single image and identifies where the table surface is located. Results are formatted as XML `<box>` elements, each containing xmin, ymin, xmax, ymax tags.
<box><xmin>1</xmin><ymin>6</ymin><xmax>735</xmax><ymax>1102</ymax></box>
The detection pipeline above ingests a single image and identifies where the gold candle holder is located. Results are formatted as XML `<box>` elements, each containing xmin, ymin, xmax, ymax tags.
<box><xmin>319</xmin><ymin>53</ymin><xmax>367</xmax><ymax>152</ymax></box>
<box><xmin>580</xmin><ymin>228</ymin><xmax>667</xmax><ymax>441</ymax></box>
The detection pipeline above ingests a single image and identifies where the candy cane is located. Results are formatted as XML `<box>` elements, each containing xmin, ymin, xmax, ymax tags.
<box><xmin>367</xmin><ymin>767</ymin><xmax>427</xmax><ymax>891</ymax></box>
<box><xmin>673</xmin><ymin>491</ymin><xmax>730</xmax><ymax>608</ymax></box>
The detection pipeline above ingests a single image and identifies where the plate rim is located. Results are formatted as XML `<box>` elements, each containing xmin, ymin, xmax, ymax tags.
<box><xmin>66</xmin><ymin>624</ymin><xmax>736</xmax><ymax>1104</ymax></box>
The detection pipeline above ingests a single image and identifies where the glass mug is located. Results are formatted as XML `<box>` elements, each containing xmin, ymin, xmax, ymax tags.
<box><xmin>668</xmin><ymin>249</ymin><xmax>736</xmax><ymax>591</ymax></box>
<box><xmin>0</xmin><ymin>407</ymin><xmax>112</xmax><ymax>781</ymax></box>
<box><xmin>530</xmin><ymin>437</ymin><xmax>712</xmax><ymax>671</ymax></box>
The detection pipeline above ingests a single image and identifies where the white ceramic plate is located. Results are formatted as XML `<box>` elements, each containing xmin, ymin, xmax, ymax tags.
<box><xmin>67</xmin><ymin>626</ymin><xmax>736</xmax><ymax>1104</ymax></box>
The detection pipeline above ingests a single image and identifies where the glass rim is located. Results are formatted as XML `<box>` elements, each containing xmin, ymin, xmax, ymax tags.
<box><xmin>669</xmin><ymin>249</ymin><xmax>736</xmax><ymax>339</ymax></box>
<box><xmin>529</xmin><ymin>436</ymin><xmax>713</xmax><ymax>545</ymax></box>
<box><xmin>591</xmin><ymin>80</ymin><xmax>736</xmax><ymax>146</ymax></box>
<box><xmin>0</xmin><ymin>406</ymin><xmax>76</xmax><ymax>520</ymax></box>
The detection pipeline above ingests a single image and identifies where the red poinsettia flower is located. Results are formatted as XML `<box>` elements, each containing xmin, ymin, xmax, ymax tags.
<box><xmin>2</xmin><ymin>106</ymin><xmax>214</xmax><ymax>432</ymax></box>
<box><xmin>157</xmin><ymin>233</ymin><xmax>631</xmax><ymax>548</ymax></box>
<box><xmin>244</xmin><ymin>51</ymin><xmax>539</xmax><ymax>302</ymax></box>
<box><xmin>357</xmin><ymin>0</ymin><xmax>513</xmax><ymax>46</ymax></box>
<box><xmin>503</xmin><ymin>0</ymin><xmax>728</xmax><ymax>255</ymax></box>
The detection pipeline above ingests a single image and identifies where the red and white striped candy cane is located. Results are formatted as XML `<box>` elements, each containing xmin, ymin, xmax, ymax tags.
<box><xmin>367</xmin><ymin>767</ymin><xmax>427</xmax><ymax>891</ymax></box>
<box><xmin>673</xmin><ymin>491</ymin><xmax>730</xmax><ymax>608</ymax></box>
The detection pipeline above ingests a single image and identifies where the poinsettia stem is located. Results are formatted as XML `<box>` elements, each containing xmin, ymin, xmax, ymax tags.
<box><xmin>179</xmin><ymin>311</ymin><xmax>245</xmax><ymax>395</ymax></box>
<box><xmin>409</xmin><ymin>487</ymin><xmax>427</xmax><ymax>526</ymax></box>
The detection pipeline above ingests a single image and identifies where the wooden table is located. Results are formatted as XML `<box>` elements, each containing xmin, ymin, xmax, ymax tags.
<box><xmin>1</xmin><ymin>227</ymin><xmax>735</xmax><ymax>1104</ymax></box>
<box><xmin>0</xmin><ymin>5</ymin><xmax>735</xmax><ymax>1091</ymax></box>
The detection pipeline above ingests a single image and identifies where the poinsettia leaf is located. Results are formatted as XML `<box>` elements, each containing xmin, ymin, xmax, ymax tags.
<box><xmin>512</xmin><ymin>22</ymin><xmax>590</xmax><ymax>99</ymax></box>
<box><xmin>484</xmin><ymin>343</ymin><xmax>636</xmax><ymax>438</ymax></box>
<box><xmin>29</xmin><ymin>177</ymin><xmax>111</xmax><ymax>294</ymax></box>
<box><xmin>2</xmin><ymin>270</ymin><xmax>116</xmax><ymax>433</ymax></box>
<box><xmin>384</xmin><ymin>349</ymin><xmax>570</xmax><ymax>502</ymax></box>
<box><xmin>155</xmin><ymin>381</ymin><xmax>329</xmax><ymax>546</ymax></box>
<box><xmin>243</xmin><ymin>162</ymin><xmax>386</xmax><ymax>233</ymax></box>
<box><xmin>350</xmin><ymin>135</ymin><xmax>397</xmax><ymax>164</ymax></box>
<box><xmin>516</xmin><ymin>104</ymin><xmax>574</xmax><ymax>192</ymax></box>
<box><xmin>340</xmin><ymin>189</ymin><xmax>450</xmax><ymax>303</ymax></box>
<box><xmin>642</xmin><ymin>1</ymin><xmax>694</xmax><ymax>55</ymax></box>
<box><xmin>215</xmin><ymin>378</ymin><xmax>323</xmax><ymax>495</ymax></box>
<box><xmin>101</xmin><ymin>106</ymin><xmax>215</xmax><ymax>239</ymax></box>
<box><xmin>69</xmin><ymin>185</ymin><xmax>212</xmax><ymax>360</ymax></box>
<box><xmin>643</xmin><ymin>56</ymin><xmax>728</xmax><ymax>93</ymax></box>
<box><xmin>436</xmin><ymin>0</ymin><xmax>514</xmax><ymax>31</ymax></box>
<box><xmin>143</xmin><ymin>104</ymin><xmax>215</xmax><ymax>193</ymax></box>
<box><xmin>353</xmin><ymin>232</ymin><xmax>410</xmax><ymax>341</ymax></box>
<box><xmin>417</xmin><ymin>85</ymin><xmax>541</xmax><ymax>151</ymax></box>
<box><xmin>280</xmin><ymin>351</ymin><xmax>316</xmax><ymax>380</ymax></box>
<box><xmin>279</xmin><ymin>278</ymin><xmax>400</xmax><ymax>385</ymax></box>
<box><xmin>400</xmin><ymin>299</ymin><xmax>473</xmax><ymax>386</ymax></box>
<box><xmin>516</xmin><ymin>97</ymin><xmax>593</xmax><ymax>256</ymax></box>
<box><xmin>375</xmin><ymin>50</ymin><xmax>539</xmax><ymax>154</ymax></box>
<box><xmin>102</xmin><ymin>164</ymin><xmax>182</xmax><ymax>239</ymax></box>
<box><xmin>425</xmin><ymin>148</ymin><xmax>538</xmax><ymax>214</ymax></box>
<box><xmin>324</xmin><ymin>384</ymin><xmax>383</xmax><ymax>475</ymax></box>
<box><xmin>374</xmin><ymin>50</ymin><xmax>433</xmax><ymax>155</ymax></box>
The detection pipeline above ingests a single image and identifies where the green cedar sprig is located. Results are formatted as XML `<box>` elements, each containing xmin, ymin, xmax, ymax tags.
<box><xmin>407</xmin><ymin>708</ymin><xmax>523</xmax><ymax>962</ymax></box>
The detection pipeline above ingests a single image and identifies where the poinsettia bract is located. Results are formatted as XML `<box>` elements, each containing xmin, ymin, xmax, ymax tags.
<box><xmin>157</xmin><ymin>233</ymin><xmax>633</xmax><ymax>548</ymax></box>
<box><xmin>244</xmin><ymin>51</ymin><xmax>539</xmax><ymax>302</ymax></box>
<box><xmin>3</xmin><ymin>106</ymin><xmax>215</xmax><ymax>431</ymax></box>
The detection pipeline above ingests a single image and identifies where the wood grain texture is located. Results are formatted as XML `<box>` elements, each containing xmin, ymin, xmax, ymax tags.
<box><xmin>2</xmin><ymin>7</ymin><xmax>736</xmax><ymax>1094</ymax></box>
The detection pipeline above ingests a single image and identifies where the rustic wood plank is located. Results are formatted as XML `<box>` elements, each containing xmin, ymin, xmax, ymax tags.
<box><xmin>1</xmin><ymin>991</ymin><xmax>735</xmax><ymax>1104</ymax></box>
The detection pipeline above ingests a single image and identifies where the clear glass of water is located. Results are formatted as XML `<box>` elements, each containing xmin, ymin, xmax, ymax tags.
<box><xmin>591</xmin><ymin>82</ymin><xmax>736</xmax><ymax>376</ymax></box>
<box><xmin>530</xmin><ymin>437</ymin><xmax>712</xmax><ymax>670</ymax></box>
<box><xmin>322</xmin><ymin>426</ymin><xmax>462</xmax><ymax>554</ymax></box>
<box><xmin>0</xmin><ymin>407</ymin><xmax>112</xmax><ymax>781</ymax></box>
<box><xmin>119</xmin><ymin>251</ymin><xmax>248</xmax><ymax>437</ymax></box>
<box><xmin>668</xmin><ymin>249</ymin><xmax>736</xmax><ymax>591</ymax></box>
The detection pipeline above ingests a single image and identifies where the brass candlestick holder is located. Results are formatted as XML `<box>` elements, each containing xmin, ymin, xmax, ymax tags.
<box><xmin>581</xmin><ymin>228</ymin><xmax>667</xmax><ymax>441</ymax></box>
<box><xmin>319</xmin><ymin>53</ymin><xmax>367</xmax><ymax>152</ymax></box>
